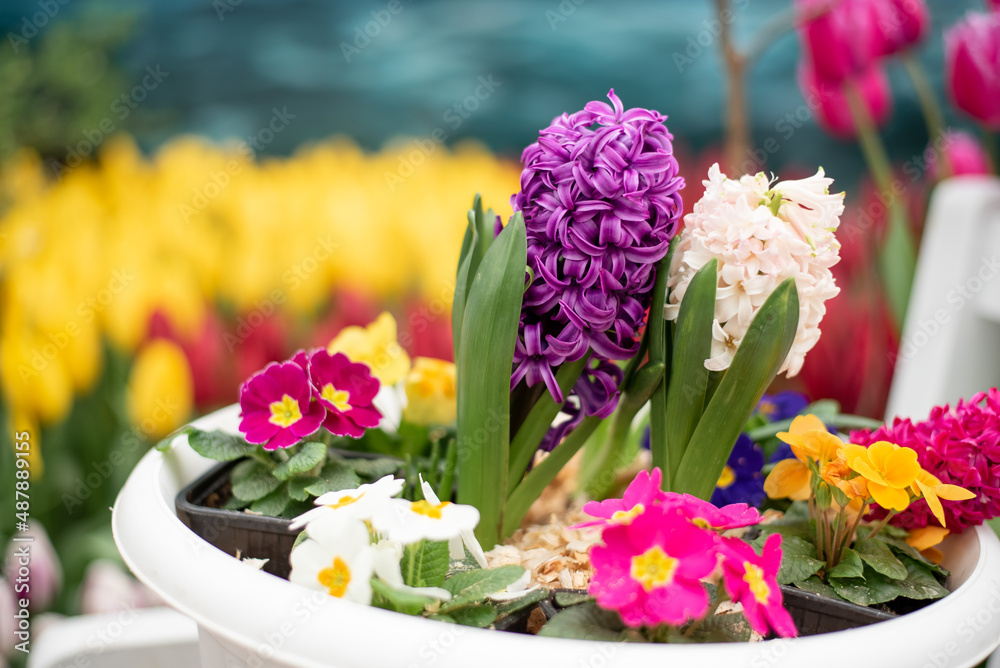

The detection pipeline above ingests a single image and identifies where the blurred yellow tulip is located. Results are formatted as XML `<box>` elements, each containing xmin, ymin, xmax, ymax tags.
<box><xmin>403</xmin><ymin>357</ymin><xmax>457</xmax><ymax>426</ymax></box>
<box><xmin>328</xmin><ymin>312</ymin><xmax>411</xmax><ymax>385</ymax></box>
<box><xmin>126</xmin><ymin>339</ymin><xmax>193</xmax><ymax>440</ymax></box>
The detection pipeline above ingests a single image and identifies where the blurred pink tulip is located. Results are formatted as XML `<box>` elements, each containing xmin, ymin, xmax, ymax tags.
<box><xmin>929</xmin><ymin>130</ymin><xmax>992</xmax><ymax>179</ymax></box>
<box><xmin>870</xmin><ymin>0</ymin><xmax>930</xmax><ymax>56</ymax></box>
<box><xmin>797</xmin><ymin>0</ymin><xmax>876</xmax><ymax>83</ymax></box>
<box><xmin>4</xmin><ymin>525</ymin><xmax>61</xmax><ymax>611</ymax></box>
<box><xmin>80</xmin><ymin>560</ymin><xmax>161</xmax><ymax>615</ymax></box>
<box><xmin>946</xmin><ymin>12</ymin><xmax>1000</xmax><ymax>130</ymax></box>
<box><xmin>799</xmin><ymin>63</ymin><xmax>893</xmax><ymax>139</ymax></box>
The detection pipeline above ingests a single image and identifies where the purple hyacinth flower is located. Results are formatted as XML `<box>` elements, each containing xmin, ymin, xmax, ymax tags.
<box><xmin>510</xmin><ymin>89</ymin><xmax>684</xmax><ymax>428</ymax></box>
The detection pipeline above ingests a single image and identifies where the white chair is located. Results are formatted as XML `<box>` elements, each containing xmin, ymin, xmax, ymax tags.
<box><xmin>885</xmin><ymin>176</ymin><xmax>1000</xmax><ymax>423</ymax></box>
<box><xmin>26</xmin><ymin>607</ymin><xmax>199</xmax><ymax>668</ymax></box>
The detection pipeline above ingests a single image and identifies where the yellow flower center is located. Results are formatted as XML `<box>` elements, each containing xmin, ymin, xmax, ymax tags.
<box><xmin>268</xmin><ymin>394</ymin><xmax>302</xmax><ymax>428</ymax></box>
<box><xmin>717</xmin><ymin>465</ymin><xmax>736</xmax><ymax>489</ymax></box>
<box><xmin>610</xmin><ymin>503</ymin><xmax>645</xmax><ymax>525</ymax></box>
<box><xmin>743</xmin><ymin>562</ymin><xmax>770</xmax><ymax>604</ymax></box>
<box><xmin>692</xmin><ymin>517</ymin><xmax>712</xmax><ymax>529</ymax></box>
<box><xmin>630</xmin><ymin>545</ymin><xmax>678</xmax><ymax>592</ymax></box>
<box><xmin>317</xmin><ymin>557</ymin><xmax>352</xmax><ymax>598</ymax></box>
<box><xmin>411</xmin><ymin>499</ymin><xmax>451</xmax><ymax>519</ymax></box>
<box><xmin>321</xmin><ymin>384</ymin><xmax>351</xmax><ymax>412</ymax></box>
<box><xmin>329</xmin><ymin>492</ymin><xmax>364</xmax><ymax>509</ymax></box>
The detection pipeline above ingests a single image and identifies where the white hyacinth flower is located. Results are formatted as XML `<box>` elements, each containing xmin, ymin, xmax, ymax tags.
<box><xmin>289</xmin><ymin>474</ymin><xmax>404</xmax><ymax>531</ymax></box>
<box><xmin>289</xmin><ymin>516</ymin><xmax>374</xmax><ymax>605</ymax></box>
<box><xmin>372</xmin><ymin>539</ymin><xmax>452</xmax><ymax>601</ymax></box>
<box><xmin>371</xmin><ymin>477</ymin><xmax>482</xmax><ymax>554</ymax></box>
<box><xmin>664</xmin><ymin>163</ymin><xmax>843</xmax><ymax>376</ymax></box>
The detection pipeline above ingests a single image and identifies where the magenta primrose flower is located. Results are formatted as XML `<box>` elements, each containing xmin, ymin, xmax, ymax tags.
<box><xmin>306</xmin><ymin>349</ymin><xmax>382</xmax><ymax>438</ymax></box>
<box><xmin>577</xmin><ymin>468</ymin><xmax>663</xmax><ymax>528</ymax></box>
<box><xmin>662</xmin><ymin>493</ymin><xmax>762</xmax><ymax>531</ymax></box>
<box><xmin>589</xmin><ymin>504</ymin><xmax>718</xmax><ymax>628</ymax></box>
<box><xmin>719</xmin><ymin>534</ymin><xmax>798</xmax><ymax>638</ymax></box>
<box><xmin>239</xmin><ymin>360</ymin><xmax>326</xmax><ymax>450</ymax></box>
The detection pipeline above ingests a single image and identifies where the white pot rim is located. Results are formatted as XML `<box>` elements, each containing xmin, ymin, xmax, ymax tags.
<box><xmin>114</xmin><ymin>405</ymin><xmax>1000</xmax><ymax>668</ymax></box>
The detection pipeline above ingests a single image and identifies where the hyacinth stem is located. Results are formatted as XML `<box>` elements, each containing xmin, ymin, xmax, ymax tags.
<box><xmin>843</xmin><ymin>80</ymin><xmax>916</xmax><ymax>331</ymax></box>
<box><xmin>506</xmin><ymin>357</ymin><xmax>588</xmax><ymax>487</ymax></box>
<box><xmin>502</xmin><ymin>415</ymin><xmax>602</xmax><ymax>538</ymax></box>
<box><xmin>648</xmin><ymin>247</ymin><xmax>675</xmax><ymax>488</ymax></box>
<box><xmin>900</xmin><ymin>52</ymin><xmax>952</xmax><ymax>180</ymax></box>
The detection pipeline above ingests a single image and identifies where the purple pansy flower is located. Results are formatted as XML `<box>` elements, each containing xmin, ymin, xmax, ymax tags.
<box><xmin>711</xmin><ymin>434</ymin><xmax>766</xmax><ymax>508</ymax></box>
<box><xmin>511</xmin><ymin>89</ymin><xmax>683</xmax><ymax>446</ymax></box>
<box><xmin>239</xmin><ymin>360</ymin><xmax>326</xmax><ymax>450</ymax></box>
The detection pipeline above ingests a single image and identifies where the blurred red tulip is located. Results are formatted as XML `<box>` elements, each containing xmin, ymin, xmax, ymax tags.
<box><xmin>870</xmin><ymin>0</ymin><xmax>930</xmax><ymax>56</ymax></box>
<box><xmin>235</xmin><ymin>315</ymin><xmax>290</xmax><ymax>385</ymax></box>
<box><xmin>796</xmin><ymin>0</ymin><xmax>876</xmax><ymax>84</ymax></box>
<box><xmin>309</xmin><ymin>290</ymin><xmax>384</xmax><ymax>349</ymax></box>
<box><xmin>929</xmin><ymin>129</ymin><xmax>992</xmax><ymax>179</ymax></box>
<box><xmin>799</xmin><ymin>63</ymin><xmax>893</xmax><ymax>139</ymax></box>
<box><xmin>399</xmin><ymin>299</ymin><xmax>454</xmax><ymax>362</ymax></box>
<box><xmin>946</xmin><ymin>12</ymin><xmax>1000</xmax><ymax>130</ymax></box>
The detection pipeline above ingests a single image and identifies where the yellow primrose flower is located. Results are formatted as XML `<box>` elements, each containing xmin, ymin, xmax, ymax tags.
<box><xmin>763</xmin><ymin>414</ymin><xmax>842</xmax><ymax>501</ymax></box>
<box><xmin>763</xmin><ymin>459</ymin><xmax>812</xmax><ymax>501</ymax></box>
<box><xmin>911</xmin><ymin>469</ymin><xmax>975</xmax><ymax>528</ymax></box>
<box><xmin>402</xmin><ymin>357</ymin><xmax>457</xmax><ymax>426</ymax></box>
<box><xmin>841</xmin><ymin>441</ymin><xmax>921</xmax><ymax>512</ymax></box>
<box><xmin>327</xmin><ymin>312</ymin><xmax>411</xmax><ymax>385</ymax></box>
<box><xmin>905</xmin><ymin>526</ymin><xmax>949</xmax><ymax>564</ymax></box>
<box><xmin>126</xmin><ymin>339</ymin><xmax>193</xmax><ymax>440</ymax></box>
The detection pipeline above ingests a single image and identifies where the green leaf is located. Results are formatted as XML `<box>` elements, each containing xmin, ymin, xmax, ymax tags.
<box><xmin>188</xmin><ymin>428</ymin><xmax>257</xmax><ymax>462</ymax></box>
<box><xmin>273</xmin><ymin>442</ymin><xmax>327</xmax><ymax>480</ymax></box>
<box><xmin>303</xmin><ymin>461</ymin><xmax>361</xmax><ymax>497</ymax></box>
<box><xmin>538</xmin><ymin>602</ymin><xmax>632</xmax><ymax>642</ymax></box>
<box><xmin>855</xmin><ymin>537</ymin><xmax>908</xmax><ymax>580</ymax></box>
<box><xmin>830</xmin><ymin>565</ymin><xmax>901</xmax><ymax>606</ymax></box>
<box><xmin>288</xmin><ymin>477</ymin><xmax>315</xmax><ymax>502</ymax></box>
<box><xmin>648</xmin><ymin>240</ymin><xmax>677</xmax><ymax>483</ymax></box>
<box><xmin>347</xmin><ymin>456</ymin><xmax>403</xmax><ymax>481</ymax></box>
<box><xmin>155</xmin><ymin>426</ymin><xmax>193</xmax><ymax>452</ymax></box>
<box><xmin>663</xmin><ymin>258</ymin><xmax>717</xmax><ymax>486</ymax></box>
<box><xmin>894</xmin><ymin>555</ymin><xmax>950</xmax><ymax>601</ymax></box>
<box><xmin>771</xmin><ymin>536</ymin><xmax>824</xmax><ymax>585</ymax></box>
<box><xmin>793</xmin><ymin>575</ymin><xmax>846</xmax><ymax>601</ymax></box>
<box><xmin>402</xmin><ymin>540</ymin><xmax>450</xmax><ymax>589</ymax></box>
<box><xmin>803</xmin><ymin>399</ymin><xmax>840</xmax><ymax>423</ymax></box>
<box><xmin>281</xmin><ymin>499</ymin><xmax>313</xmax><ymax>519</ymax></box>
<box><xmin>492</xmin><ymin>587</ymin><xmax>549</xmax><ymax>617</ymax></box>
<box><xmin>450</xmin><ymin>605</ymin><xmax>499</xmax><ymax>628</ymax></box>
<box><xmin>230</xmin><ymin>460</ymin><xmax>282</xmax><ymax>501</ymax></box>
<box><xmin>370</xmin><ymin>578</ymin><xmax>437</xmax><ymax>616</ymax></box>
<box><xmin>673</xmin><ymin>278</ymin><xmax>799</xmax><ymax>499</ymax></box>
<box><xmin>456</xmin><ymin>212</ymin><xmax>526</xmax><ymax>545</ymax></box>
<box><xmin>248</xmin><ymin>485</ymin><xmax>290</xmax><ymax>516</ymax></box>
<box><xmin>440</xmin><ymin>565</ymin><xmax>525</xmax><ymax>612</ymax></box>
<box><xmin>222</xmin><ymin>495</ymin><xmax>249</xmax><ymax>511</ymax></box>
<box><xmin>828</xmin><ymin>547</ymin><xmax>865</xmax><ymax>579</ymax></box>
<box><xmin>452</xmin><ymin>215</ymin><xmax>477</xmax><ymax>362</ymax></box>
<box><xmin>554</xmin><ymin>590</ymin><xmax>592</xmax><ymax>608</ymax></box>
<box><xmin>878</xmin><ymin>533</ymin><xmax>950</xmax><ymax>577</ymax></box>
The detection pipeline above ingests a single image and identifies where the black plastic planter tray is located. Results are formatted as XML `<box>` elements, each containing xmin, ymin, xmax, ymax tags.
<box><xmin>494</xmin><ymin>586</ymin><xmax>898</xmax><ymax>638</ymax></box>
<box><xmin>779</xmin><ymin>584</ymin><xmax>896</xmax><ymax>636</ymax></box>
<box><xmin>176</xmin><ymin>451</ymin><xmax>392</xmax><ymax>579</ymax></box>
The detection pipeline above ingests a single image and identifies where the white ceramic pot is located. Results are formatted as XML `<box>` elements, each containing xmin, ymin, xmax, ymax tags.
<box><xmin>114</xmin><ymin>406</ymin><xmax>1000</xmax><ymax>668</ymax></box>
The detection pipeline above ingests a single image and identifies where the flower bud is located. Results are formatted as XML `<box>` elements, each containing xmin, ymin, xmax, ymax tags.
<box><xmin>799</xmin><ymin>63</ymin><xmax>892</xmax><ymax>139</ymax></box>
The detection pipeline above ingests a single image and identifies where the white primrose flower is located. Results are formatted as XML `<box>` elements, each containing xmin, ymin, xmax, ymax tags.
<box><xmin>664</xmin><ymin>163</ymin><xmax>843</xmax><ymax>376</ymax></box>
<box><xmin>289</xmin><ymin>515</ymin><xmax>374</xmax><ymax>605</ymax></box>
<box><xmin>371</xmin><ymin>477</ymin><xmax>483</xmax><ymax>558</ymax></box>
<box><xmin>372</xmin><ymin>539</ymin><xmax>452</xmax><ymax>601</ymax></box>
<box><xmin>372</xmin><ymin>381</ymin><xmax>407</xmax><ymax>434</ymax></box>
<box><xmin>419</xmin><ymin>475</ymin><xmax>488</xmax><ymax>567</ymax></box>
<box><xmin>289</xmin><ymin>474</ymin><xmax>404</xmax><ymax>531</ymax></box>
